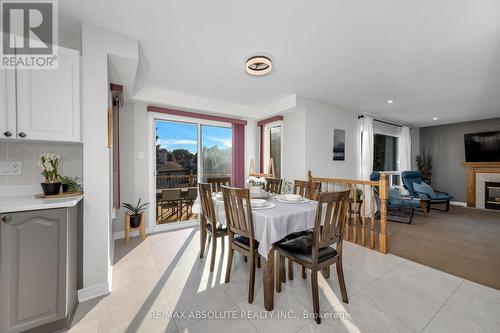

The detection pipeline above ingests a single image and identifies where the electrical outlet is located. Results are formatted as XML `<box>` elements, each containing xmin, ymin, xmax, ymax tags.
<box><xmin>0</xmin><ymin>162</ymin><xmax>22</xmax><ymax>175</ymax></box>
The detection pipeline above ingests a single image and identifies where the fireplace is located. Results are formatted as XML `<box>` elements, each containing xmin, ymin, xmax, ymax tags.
<box><xmin>485</xmin><ymin>182</ymin><xmax>500</xmax><ymax>210</ymax></box>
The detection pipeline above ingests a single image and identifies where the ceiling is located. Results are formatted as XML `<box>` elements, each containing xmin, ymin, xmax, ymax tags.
<box><xmin>60</xmin><ymin>0</ymin><xmax>500</xmax><ymax>127</ymax></box>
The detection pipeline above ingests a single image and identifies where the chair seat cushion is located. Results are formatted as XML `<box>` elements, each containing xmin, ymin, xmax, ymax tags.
<box><xmin>205</xmin><ymin>223</ymin><xmax>227</xmax><ymax>236</ymax></box>
<box><xmin>276</xmin><ymin>235</ymin><xmax>338</xmax><ymax>264</ymax></box>
<box><xmin>233</xmin><ymin>235</ymin><xmax>259</xmax><ymax>249</ymax></box>
<box><xmin>388</xmin><ymin>199</ymin><xmax>420</xmax><ymax>209</ymax></box>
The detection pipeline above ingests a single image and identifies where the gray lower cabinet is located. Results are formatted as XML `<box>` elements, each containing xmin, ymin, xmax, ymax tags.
<box><xmin>0</xmin><ymin>205</ymin><xmax>79</xmax><ymax>333</ymax></box>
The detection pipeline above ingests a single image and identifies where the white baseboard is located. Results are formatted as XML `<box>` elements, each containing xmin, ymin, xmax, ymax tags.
<box><xmin>450</xmin><ymin>201</ymin><xmax>467</xmax><ymax>207</ymax></box>
<box><xmin>78</xmin><ymin>281</ymin><xmax>111</xmax><ymax>302</ymax></box>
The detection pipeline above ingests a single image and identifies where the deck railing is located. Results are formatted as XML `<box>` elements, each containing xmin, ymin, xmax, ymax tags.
<box><xmin>307</xmin><ymin>170</ymin><xmax>389</xmax><ymax>254</ymax></box>
<box><xmin>156</xmin><ymin>174</ymin><xmax>197</xmax><ymax>189</ymax></box>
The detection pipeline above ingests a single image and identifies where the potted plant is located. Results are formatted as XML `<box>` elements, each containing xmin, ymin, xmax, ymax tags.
<box><xmin>37</xmin><ymin>154</ymin><xmax>61</xmax><ymax>196</ymax></box>
<box><xmin>246</xmin><ymin>176</ymin><xmax>267</xmax><ymax>195</ymax></box>
<box><xmin>61</xmin><ymin>176</ymin><xmax>81</xmax><ymax>193</ymax></box>
<box><xmin>122</xmin><ymin>199</ymin><xmax>149</xmax><ymax>228</ymax></box>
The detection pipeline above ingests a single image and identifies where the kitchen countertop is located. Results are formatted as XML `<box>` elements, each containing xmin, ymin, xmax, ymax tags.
<box><xmin>0</xmin><ymin>194</ymin><xmax>83</xmax><ymax>213</ymax></box>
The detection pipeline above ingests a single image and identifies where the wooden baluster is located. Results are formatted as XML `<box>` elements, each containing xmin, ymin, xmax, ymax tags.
<box><xmin>379</xmin><ymin>174</ymin><xmax>388</xmax><ymax>254</ymax></box>
<box><xmin>361</xmin><ymin>186</ymin><xmax>366</xmax><ymax>246</ymax></box>
<box><xmin>370</xmin><ymin>186</ymin><xmax>375</xmax><ymax>249</ymax></box>
<box><xmin>344</xmin><ymin>183</ymin><xmax>351</xmax><ymax>242</ymax></box>
<box><xmin>352</xmin><ymin>184</ymin><xmax>358</xmax><ymax>244</ymax></box>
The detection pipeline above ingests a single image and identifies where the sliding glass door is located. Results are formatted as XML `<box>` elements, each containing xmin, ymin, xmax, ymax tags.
<box><xmin>154</xmin><ymin>119</ymin><xmax>232</xmax><ymax>225</ymax></box>
<box><xmin>201</xmin><ymin>125</ymin><xmax>232</xmax><ymax>182</ymax></box>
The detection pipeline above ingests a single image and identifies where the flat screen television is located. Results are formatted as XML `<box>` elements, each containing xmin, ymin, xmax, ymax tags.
<box><xmin>464</xmin><ymin>131</ymin><xmax>500</xmax><ymax>162</ymax></box>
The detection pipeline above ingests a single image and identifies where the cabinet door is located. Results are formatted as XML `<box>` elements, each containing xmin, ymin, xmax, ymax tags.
<box><xmin>16</xmin><ymin>46</ymin><xmax>80</xmax><ymax>142</ymax></box>
<box><xmin>0</xmin><ymin>69</ymin><xmax>17</xmax><ymax>139</ymax></box>
<box><xmin>0</xmin><ymin>209</ymin><xmax>68</xmax><ymax>333</ymax></box>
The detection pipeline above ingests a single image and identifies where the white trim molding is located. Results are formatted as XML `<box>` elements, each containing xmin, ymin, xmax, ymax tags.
<box><xmin>450</xmin><ymin>201</ymin><xmax>467</xmax><ymax>207</ymax></box>
<box><xmin>77</xmin><ymin>281</ymin><xmax>111</xmax><ymax>302</ymax></box>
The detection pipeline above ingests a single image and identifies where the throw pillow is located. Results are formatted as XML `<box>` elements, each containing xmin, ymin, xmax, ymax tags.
<box><xmin>413</xmin><ymin>182</ymin><xmax>436</xmax><ymax>199</ymax></box>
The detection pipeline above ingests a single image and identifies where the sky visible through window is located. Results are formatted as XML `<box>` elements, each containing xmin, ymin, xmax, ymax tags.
<box><xmin>156</xmin><ymin>120</ymin><xmax>232</xmax><ymax>153</ymax></box>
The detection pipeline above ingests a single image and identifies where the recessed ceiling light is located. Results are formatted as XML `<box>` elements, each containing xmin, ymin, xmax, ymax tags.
<box><xmin>433</xmin><ymin>117</ymin><xmax>439</xmax><ymax>121</ymax></box>
<box><xmin>387</xmin><ymin>99</ymin><xmax>394</xmax><ymax>104</ymax></box>
<box><xmin>246</xmin><ymin>56</ymin><xmax>272</xmax><ymax>76</ymax></box>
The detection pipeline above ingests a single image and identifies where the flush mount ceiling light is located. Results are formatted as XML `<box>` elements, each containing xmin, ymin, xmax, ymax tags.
<box><xmin>246</xmin><ymin>56</ymin><xmax>272</xmax><ymax>76</ymax></box>
<box><xmin>433</xmin><ymin>117</ymin><xmax>439</xmax><ymax>120</ymax></box>
<box><xmin>387</xmin><ymin>99</ymin><xmax>394</xmax><ymax>104</ymax></box>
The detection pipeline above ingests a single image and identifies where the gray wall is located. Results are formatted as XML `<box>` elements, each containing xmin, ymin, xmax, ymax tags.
<box><xmin>419</xmin><ymin>117</ymin><xmax>500</xmax><ymax>202</ymax></box>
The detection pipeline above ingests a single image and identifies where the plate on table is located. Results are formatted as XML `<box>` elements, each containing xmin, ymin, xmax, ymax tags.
<box><xmin>252</xmin><ymin>203</ymin><xmax>276</xmax><ymax>210</ymax></box>
<box><xmin>276</xmin><ymin>194</ymin><xmax>309</xmax><ymax>203</ymax></box>
<box><xmin>250</xmin><ymin>199</ymin><xmax>268</xmax><ymax>207</ymax></box>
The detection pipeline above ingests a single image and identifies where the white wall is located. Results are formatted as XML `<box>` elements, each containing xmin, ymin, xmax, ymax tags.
<box><xmin>80</xmin><ymin>24</ymin><xmax>138</xmax><ymax>301</ymax></box>
<box><xmin>282</xmin><ymin>108</ymin><xmax>307</xmax><ymax>182</ymax></box>
<box><xmin>299</xmin><ymin>97</ymin><xmax>360</xmax><ymax>179</ymax></box>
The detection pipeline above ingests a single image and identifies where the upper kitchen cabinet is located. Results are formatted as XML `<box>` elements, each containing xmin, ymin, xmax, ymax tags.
<box><xmin>16</xmin><ymin>46</ymin><xmax>81</xmax><ymax>142</ymax></box>
<box><xmin>0</xmin><ymin>69</ymin><xmax>17</xmax><ymax>140</ymax></box>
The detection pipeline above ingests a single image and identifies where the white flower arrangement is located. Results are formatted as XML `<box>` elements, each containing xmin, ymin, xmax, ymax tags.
<box><xmin>247</xmin><ymin>176</ymin><xmax>267</xmax><ymax>187</ymax></box>
<box><xmin>37</xmin><ymin>153</ymin><xmax>61</xmax><ymax>183</ymax></box>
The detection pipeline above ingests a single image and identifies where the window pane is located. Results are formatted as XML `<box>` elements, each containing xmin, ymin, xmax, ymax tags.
<box><xmin>373</xmin><ymin>134</ymin><xmax>398</xmax><ymax>171</ymax></box>
<box><xmin>201</xmin><ymin>125</ymin><xmax>232</xmax><ymax>182</ymax></box>
<box><xmin>269</xmin><ymin>126</ymin><xmax>281</xmax><ymax>178</ymax></box>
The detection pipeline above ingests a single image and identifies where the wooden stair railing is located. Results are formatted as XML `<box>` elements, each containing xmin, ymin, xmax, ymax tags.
<box><xmin>307</xmin><ymin>170</ymin><xmax>388</xmax><ymax>254</ymax></box>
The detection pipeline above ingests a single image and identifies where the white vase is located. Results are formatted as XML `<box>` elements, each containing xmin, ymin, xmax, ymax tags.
<box><xmin>249</xmin><ymin>185</ymin><xmax>263</xmax><ymax>196</ymax></box>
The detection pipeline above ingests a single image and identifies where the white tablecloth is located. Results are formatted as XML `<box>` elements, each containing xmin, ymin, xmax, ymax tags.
<box><xmin>193</xmin><ymin>196</ymin><xmax>318</xmax><ymax>258</ymax></box>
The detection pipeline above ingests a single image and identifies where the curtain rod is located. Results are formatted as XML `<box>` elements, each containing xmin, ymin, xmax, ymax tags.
<box><xmin>357</xmin><ymin>115</ymin><xmax>403</xmax><ymax>128</ymax></box>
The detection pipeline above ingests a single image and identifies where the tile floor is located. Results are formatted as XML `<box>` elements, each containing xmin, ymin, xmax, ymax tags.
<box><xmin>68</xmin><ymin>226</ymin><xmax>500</xmax><ymax>333</ymax></box>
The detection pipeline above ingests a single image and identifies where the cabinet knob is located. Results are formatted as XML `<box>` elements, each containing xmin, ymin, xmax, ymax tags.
<box><xmin>1</xmin><ymin>215</ymin><xmax>11</xmax><ymax>223</ymax></box>
<box><xmin>3</xmin><ymin>131</ymin><xmax>12</xmax><ymax>137</ymax></box>
<box><xmin>18</xmin><ymin>132</ymin><xmax>27</xmax><ymax>138</ymax></box>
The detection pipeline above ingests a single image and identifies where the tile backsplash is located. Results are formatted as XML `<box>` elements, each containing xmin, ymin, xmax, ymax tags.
<box><xmin>0</xmin><ymin>141</ymin><xmax>83</xmax><ymax>186</ymax></box>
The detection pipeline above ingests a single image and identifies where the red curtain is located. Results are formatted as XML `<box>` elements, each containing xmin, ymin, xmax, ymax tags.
<box><xmin>232</xmin><ymin>123</ymin><xmax>245</xmax><ymax>188</ymax></box>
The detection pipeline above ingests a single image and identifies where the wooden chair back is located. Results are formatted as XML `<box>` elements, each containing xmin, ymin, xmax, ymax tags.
<box><xmin>312</xmin><ymin>191</ymin><xmax>350</xmax><ymax>256</ymax></box>
<box><xmin>294</xmin><ymin>180</ymin><xmax>322</xmax><ymax>200</ymax></box>
<box><xmin>265</xmin><ymin>177</ymin><xmax>283</xmax><ymax>194</ymax></box>
<box><xmin>162</xmin><ymin>189</ymin><xmax>182</xmax><ymax>201</ymax></box>
<box><xmin>198</xmin><ymin>183</ymin><xmax>216</xmax><ymax>226</ymax></box>
<box><xmin>221</xmin><ymin>186</ymin><xmax>255</xmax><ymax>245</ymax></box>
<box><xmin>207</xmin><ymin>177</ymin><xmax>231</xmax><ymax>192</ymax></box>
<box><xmin>186</xmin><ymin>187</ymin><xmax>198</xmax><ymax>200</ymax></box>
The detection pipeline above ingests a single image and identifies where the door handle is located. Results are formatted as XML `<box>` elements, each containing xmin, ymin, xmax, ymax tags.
<box><xmin>1</xmin><ymin>215</ymin><xmax>12</xmax><ymax>223</ymax></box>
<box><xmin>3</xmin><ymin>131</ymin><xmax>12</xmax><ymax>137</ymax></box>
<box><xmin>18</xmin><ymin>132</ymin><xmax>27</xmax><ymax>138</ymax></box>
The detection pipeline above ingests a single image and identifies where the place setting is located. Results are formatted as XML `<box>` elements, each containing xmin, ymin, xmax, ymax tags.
<box><xmin>275</xmin><ymin>193</ymin><xmax>311</xmax><ymax>204</ymax></box>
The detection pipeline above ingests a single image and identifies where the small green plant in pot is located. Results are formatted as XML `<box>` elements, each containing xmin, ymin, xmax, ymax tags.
<box><xmin>61</xmin><ymin>176</ymin><xmax>81</xmax><ymax>193</ymax></box>
<box><xmin>37</xmin><ymin>153</ymin><xmax>61</xmax><ymax>196</ymax></box>
<box><xmin>122</xmin><ymin>199</ymin><xmax>149</xmax><ymax>228</ymax></box>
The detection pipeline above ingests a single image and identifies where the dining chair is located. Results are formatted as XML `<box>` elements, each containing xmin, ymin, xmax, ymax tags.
<box><xmin>207</xmin><ymin>176</ymin><xmax>231</xmax><ymax>192</ymax></box>
<box><xmin>159</xmin><ymin>189</ymin><xmax>182</xmax><ymax>222</ymax></box>
<box><xmin>294</xmin><ymin>180</ymin><xmax>322</xmax><ymax>200</ymax></box>
<box><xmin>221</xmin><ymin>185</ymin><xmax>260</xmax><ymax>304</ymax></box>
<box><xmin>287</xmin><ymin>180</ymin><xmax>323</xmax><ymax>278</ymax></box>
<box><xmin>265</xmin><ymin>177</ymin><xmax>283</xmax><ymax>194</ymax></box>
<box><xmin>198</xmin><ymin>183</ymin><xmax>227</xmax><ymax>272</ymax></box>
<box><xmin>183</xmin><ymin>187</ymin><xmax>198</xmax><ymax>218</ymax></box>
<box><xmin>276</xmin><ymin>190</ymin><xmax>350</xmax><ymax>324</ymax></box>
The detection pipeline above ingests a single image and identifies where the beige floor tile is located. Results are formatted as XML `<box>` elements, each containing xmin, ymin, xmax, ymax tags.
<box><xmin>354</xmin><ymin>278</ymin><xmax>441</xmax><ymax>331</ymax></box>
<box><xmin>178</xmin><ymin>305</ymin><xmax>257</xmax><ymax>333</ymax></box>
<box><xmin>325</xmin><ymin>297</ymin><xmax>417</xmax><ymax>333</ymax></box>
<box><xmin>423</xmin><ymin>309</ymin><xmax>500</xmax><ymax>333</ymax></box>
<box><xmin>441</xmin><ymin>280</ymin><xmax>500</xmax><ymax>327</ymax></box>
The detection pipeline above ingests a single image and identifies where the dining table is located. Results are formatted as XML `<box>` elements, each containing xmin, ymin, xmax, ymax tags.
<box><xmin>192</xmin><ymin>192</ymin><xmax>319</xmax><ymax>311</ymax></box>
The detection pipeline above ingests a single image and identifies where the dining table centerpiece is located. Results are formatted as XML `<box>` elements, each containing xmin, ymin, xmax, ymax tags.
<box><xmin>37</xmin><ymin>153</ymin><xmax>61</xmax><ymax>196</ymax></box>
<box><xmin>247</xmin><ymin>176</ymin><xmax>267</xmax><ymax>196</ymax></box>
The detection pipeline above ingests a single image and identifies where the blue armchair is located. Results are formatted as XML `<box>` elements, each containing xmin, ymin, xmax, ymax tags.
<box><xmin>370</xmin><ymin>172</ymin><xmax>420</xmax><ymax>224</ymax></box>
<box><xmin>401</xmin><ymin>171</ymin><xmax>453</xmax><ymax>213</ymax></box>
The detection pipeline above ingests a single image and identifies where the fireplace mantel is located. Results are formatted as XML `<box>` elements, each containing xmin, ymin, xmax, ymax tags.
<box><xmin>462</xmin><ymin>162</ymin><xmax>500</xmax><ymax>207</ymax></box>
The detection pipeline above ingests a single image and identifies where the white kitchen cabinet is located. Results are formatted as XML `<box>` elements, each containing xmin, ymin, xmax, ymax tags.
<box><xmin>0</xmin><ymin>69</ymin><xmax>17</xmax><ymax>139</ymax></box>
<box><xmin>15</xmin><ymin>46</ymin><xmax>81</xmax><ymax>142</ymax></box>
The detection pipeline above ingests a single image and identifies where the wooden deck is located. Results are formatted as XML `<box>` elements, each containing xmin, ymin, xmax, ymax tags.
<box><xmin>156</xmin><ymin>203</ymin><xmax>198</xmax><ymax>224</ymax></box>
